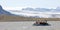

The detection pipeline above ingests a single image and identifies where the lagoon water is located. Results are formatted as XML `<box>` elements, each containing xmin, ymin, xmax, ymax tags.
<box><xmin>0</xmin><ymin>21</ymin><xmax>60</xmax><ymax>30</ymax></box>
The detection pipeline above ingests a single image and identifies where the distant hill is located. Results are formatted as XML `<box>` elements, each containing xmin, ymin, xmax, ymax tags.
<box><xmin>0</xmin><ymin>5</ymin><xmax>11</xmax><ymax>15</ymax></box>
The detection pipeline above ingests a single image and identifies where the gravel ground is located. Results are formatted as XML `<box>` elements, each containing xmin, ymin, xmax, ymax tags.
<box><xmin>0</xmin><ymin>21</ymin><xmax>60</xmax><ymax>30</ymax></box>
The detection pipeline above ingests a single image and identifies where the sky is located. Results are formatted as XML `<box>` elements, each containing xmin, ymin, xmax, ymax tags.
<box><xmin>0</xmin><ymin>0</ymin><xmax>60</xmax><ymax>10</ymax></box>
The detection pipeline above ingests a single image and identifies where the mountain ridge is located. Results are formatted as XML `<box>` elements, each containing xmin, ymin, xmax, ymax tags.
<box><xmin>0</xmin><ymin>5</ymin><xmax>12</xmax><ymax>15</ymax></box>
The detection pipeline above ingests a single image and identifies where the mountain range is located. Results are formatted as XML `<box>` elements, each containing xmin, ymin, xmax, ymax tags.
<box><xmin>22</xmin><ymin>7</ymin><xmax>60</xmax><ymax>12</ymax></box>
<box><xmin>0</xmin><ymin>5</ymin><xmax>60</xmax><ymax>18</ymax></box>
<box><xmin>11</xmin><ymin>7</ymin><xmax>60</xmax><ymax>18</ymax></box>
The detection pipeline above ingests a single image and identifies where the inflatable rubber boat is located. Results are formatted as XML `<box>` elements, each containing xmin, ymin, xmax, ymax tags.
<box><xmin>33</xmin><ymin>20</ymin><xmax>50</xmax><ymax>26</ymax></box>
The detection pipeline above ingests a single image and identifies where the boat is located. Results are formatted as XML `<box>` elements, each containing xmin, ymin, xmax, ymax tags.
<box><xmin>33</xmin><ymin>20</ymin><xmax>50</xmax><ymax>26</ymax></box>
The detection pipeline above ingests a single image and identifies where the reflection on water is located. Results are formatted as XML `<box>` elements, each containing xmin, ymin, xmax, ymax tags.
<box><xmin>0</xmin><ymin>21</ymin><xmax>60</xmax><ymax>30</ymax></box>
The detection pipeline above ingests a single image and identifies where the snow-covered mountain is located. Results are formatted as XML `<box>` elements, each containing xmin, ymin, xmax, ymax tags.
<box><xmin>8</xmin><ymin>7</ymin><xmax>60</xmax><ymax>18</ymax></box>
<box><xmin>1</xmin><ymin>5</ymin><xmax>60</xmax><ymax>18</ymax></box>
<box><xmin>22</xmin><ymin>7</ymin><xmax>52</xmax><ymax>12</ymax></box>
<box><xmin>52</xmin><ymin>7</ymin><xmax>60</xmax><ymax>12</ymax></box>
<box><xmin>22</xmin><ymin>7</ymin><xmax>60</xmax><ymax>12</ymax></box>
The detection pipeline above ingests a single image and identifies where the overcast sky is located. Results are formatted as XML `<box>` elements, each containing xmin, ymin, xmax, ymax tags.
<box><xmin>0</xmin><ymin>0</ymin><xmax>60</xmax><ymax>10</ymax></box>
